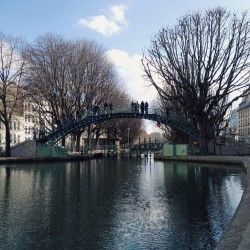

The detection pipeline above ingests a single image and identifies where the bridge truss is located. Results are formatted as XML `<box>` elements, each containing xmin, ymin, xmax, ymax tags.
<box><xmin>37</xmin><ymin>106</ymin><xmax>199</xmax><ymax>145</ymax></box>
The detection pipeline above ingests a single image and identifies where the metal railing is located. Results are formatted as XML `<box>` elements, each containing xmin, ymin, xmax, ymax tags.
<box><xmin>47</xmin><ymin>105</ymin><xmax>195</xmax><ymax>132</ymax></box>
<box><xmin>37</xmin><ymin>105</ymin><xmax>198</xmax><ymax>145</ymax></box>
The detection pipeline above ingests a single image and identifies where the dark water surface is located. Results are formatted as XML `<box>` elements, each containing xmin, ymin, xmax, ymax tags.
<box><xmin>0</xmin><ymin>158</ymin><xmax>246</xmax><ymax>250</ymax></box>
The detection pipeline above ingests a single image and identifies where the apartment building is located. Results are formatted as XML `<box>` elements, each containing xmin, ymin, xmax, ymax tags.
<box><xmin>238</xmin><ymin>93</ymin><xmax>250</xmax><ymax>143</ymax></box>
<box><xmin>0</xmin><ymin>99</ymin><xmax>36</xmax><ymax>151</ymax></box>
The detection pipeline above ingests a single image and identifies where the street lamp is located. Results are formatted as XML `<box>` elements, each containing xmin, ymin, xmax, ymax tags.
<box><xmin>128</xmin><ymin>128</ymin><xmax>130</xmax><ymax>149</ymax></box>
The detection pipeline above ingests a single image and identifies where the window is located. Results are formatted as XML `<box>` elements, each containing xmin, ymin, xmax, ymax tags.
<box><xmin>14</xmin><ymin>122</ymin><xmax>16</xmax><ymax>130</ymax></box>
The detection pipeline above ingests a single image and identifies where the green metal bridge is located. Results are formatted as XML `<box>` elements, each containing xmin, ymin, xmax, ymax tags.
<box><xmin>37</xmin><ymin>106</ymin><xmax>199</xmax><ymax>146</ymax></box>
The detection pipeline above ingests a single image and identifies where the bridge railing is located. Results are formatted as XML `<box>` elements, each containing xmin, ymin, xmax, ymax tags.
<box><xmin>80</xmin><ymin>105</ymin><xmax>157</xmax><ymax>116</ymax></box>
<box><xmin>54</xmin><ymin>105</ymin><xmax>158</xmax><ymax>130</ymax></box>
<box><xmin>39</xmin><ymin>104</ymin><xmax>196</xmax><ymax>141</ymax></box>
<box><xmin>155</xmin><ymin>108</ymin><xmax>196</xmax><ymax>128</ymax></box>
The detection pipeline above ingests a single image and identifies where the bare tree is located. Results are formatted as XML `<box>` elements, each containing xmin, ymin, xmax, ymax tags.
<box><xmin>97</xmin><ymin>94</ymin><xmax>144</xmax><ymax>146</ymax></box>
<box><xmin>26</xmin><ymin>34</ymin><xmax>139</xmax><ymax>148</ymax></box>
<box><xmin>68</xmin><ymin>39</ymin><xmax>126</xmax><ymax>148</ymax></box>
<box><xmin>156</xmin><ymin>90</ymin><xmax>190</xmax><ymax>144</ymax></box>
<box><xmin>142</xmin><ymin>7</ymin><xmax>250</xmax><ymax>154</ymax></box>
<box><xmin>0</xmin><ymin>32</ymin><xmax>29</xmax><ymax>156</ymax></box>
<box><xmin>26</xmin><ymin>34</ymin><xmax>72</xmax><ymax>131</ymax></box>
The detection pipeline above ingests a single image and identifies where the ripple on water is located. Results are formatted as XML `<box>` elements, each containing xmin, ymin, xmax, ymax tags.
<box><xmin>0</xmin><ymin>159</ymin><xmax>246</xmax><ymax>249</ymax></box>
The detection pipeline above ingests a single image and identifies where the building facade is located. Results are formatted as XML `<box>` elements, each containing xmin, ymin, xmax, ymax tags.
<box><xmin>238</xmin><ymin>94</ymin><xmax>250</xmax><ymax>143</ymax></box>
<box><xmin>0</xmin><ymin>100</ymin><xmax>36</xmax><ymax>151</ymax></box>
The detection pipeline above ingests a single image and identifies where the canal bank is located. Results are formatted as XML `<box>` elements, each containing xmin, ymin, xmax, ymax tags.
<box><xmin>0</xmin><ymin>154</ymin><xmax>249</xmax><ymax>249</ymax></box>
<box><xmin>155</xmin><ymin>155</ymin><xmax>250</xmax><ymax>250</ymax></box>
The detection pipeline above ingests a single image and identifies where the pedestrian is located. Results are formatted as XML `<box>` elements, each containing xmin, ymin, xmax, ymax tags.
<box><xmin>95</xmin><ymin>103</ymin><xmax>100</xmax><ymax>115</ymax></box>
<box><xmin>145</xmin><ymin>101</ymin><xmax>148</xmax><ymax>114</ymax></box>
<box><xmin>104</xmin><ymin>101</ymin><xmax>108</xmax><ymax>114</ymax></box>
<box><xmin>140</xmin><ymin>101</ymin><xmax>145</xmax><ymax>115</ymax></box>
<box><xmin>109</xmin><ymin>102</ymin><xmax>113</xmax><ymax>113</ymax></box>
<box><xmin>136</xmin><ymin>101</ymin><xmax>139</xmax><ymax>114</ymax></box>
<box><xmin>80</xmin><ymin>106</ymin><xmax>87</xmax><ymax>119</ymax></box>
<box><xmin>131</xmin><ymin>101</ymin><xmax>134</xmax><ymax>113</ymax></box>
<box><xmin>76</xmin><ymin>110</ymin><xmax>79</xmax><ymax>121</ymax></box>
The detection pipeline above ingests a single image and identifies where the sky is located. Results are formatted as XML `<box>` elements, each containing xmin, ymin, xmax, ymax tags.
<box><xmin>1</xmin><ymin>0</ymin><xmax>250</xmax><ymax>132</ymax></box>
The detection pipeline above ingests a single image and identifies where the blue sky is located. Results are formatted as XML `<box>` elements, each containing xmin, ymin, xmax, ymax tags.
<box><xmin>1</xmin><ymin>0</ymin><xmax>250</xmax><ymax>132</ymax></box>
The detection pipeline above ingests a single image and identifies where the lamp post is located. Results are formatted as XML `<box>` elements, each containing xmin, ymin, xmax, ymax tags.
<box><xmin>128</xmin><ymin>128</ymin><xmax>130</xmax><ymax>149</ymax></box>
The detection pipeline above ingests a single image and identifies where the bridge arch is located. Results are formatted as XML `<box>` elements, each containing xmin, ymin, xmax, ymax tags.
<box><xmin>37</xmin><ymin>106</ymin><xmax>198</xmax><ymax>145</ymax></box>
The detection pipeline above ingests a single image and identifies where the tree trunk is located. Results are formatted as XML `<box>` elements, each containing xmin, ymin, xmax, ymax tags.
<box><xmin>5</xmin><ymin>123</ymin><xmax>11</xmax><ymax>157</ymax></box>
<box><xmin>87</xmin><ymin>125</ymin><xmax>91</xmax><ymax>149</ymax></box>
<box><xmin>76</xmin><ymin>133</ymin><xmax>81</xmax><ymax>151</ymax></box>
<box><xmin>199</xmin><ymin>129</ymin><xmax>209</xmax><ymax>155</ymax></box>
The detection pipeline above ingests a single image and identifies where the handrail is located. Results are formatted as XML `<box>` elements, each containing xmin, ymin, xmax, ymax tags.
<box><xmin>49</xmin><ymin>105</ymin><xmax>195</xmax><ymax>131</ymax></box>
<box><xmin>37</xmin><ymin>105</ymin><xmax>199</xmax><ymax>145</ymax></box>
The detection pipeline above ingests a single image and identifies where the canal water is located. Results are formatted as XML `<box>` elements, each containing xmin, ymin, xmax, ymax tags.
<box><xmin>0</xmin><ymin>158</ymin><xmax>246</xmax><ymax>250</ymax></box>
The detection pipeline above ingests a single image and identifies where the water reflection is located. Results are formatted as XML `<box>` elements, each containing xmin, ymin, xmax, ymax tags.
<box><xmin>0</xmin><ymin>159</ymin><xmax>245</xmax><ymax>249</ymax></box>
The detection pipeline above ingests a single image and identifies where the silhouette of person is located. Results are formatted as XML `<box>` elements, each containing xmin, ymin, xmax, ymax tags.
<box><xmin>145</xmin><ymin>102</ymin><xmax>148</xmax><ymax>114</ymax></box>
<box><xmin>140</xmin><ymin>101</ymin><xmax>144</xmax><ymax>114</ymax></box>
<box><xmin>109</xmin><ymin>102</ymin><xmax>113</xmax><ymax>113</ymax></box>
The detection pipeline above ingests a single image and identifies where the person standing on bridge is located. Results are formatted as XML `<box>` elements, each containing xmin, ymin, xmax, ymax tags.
<box><xmin>136</xmin><ymin>101</ymin><xmax>139</xmax><ymax>114</ymax></box>
<box><xmin>104</xmin><ymin>101</ymin><xmax>108</xmax><ymax>114</ymax></box>
<box><xmin>140</xmin><ymin>101</ymin><xmax>145</xmax><ymax>115</ymax></box>
<box><xmin>131</xmin><ymin>101</ymin><xmax>134</xmax><ymax>113</ymax></box>
<box><xmin>76</xmin><ymin>110</ymin><xmax>80</xmax><ymax>121</ymax></box>
<box><xmin>145</xmin><ymin>102</ymin><xmax>148</xmax><ymax>114</ymax></box>
<box><xmin>109</xmin><ymin>102</ymin><xmax>113</xmax><ymax>113</ymax></box>
<box><xmin>80</xmin><ymin>106</ymin><xmax>87</xmax><ymax>119</ymax></box>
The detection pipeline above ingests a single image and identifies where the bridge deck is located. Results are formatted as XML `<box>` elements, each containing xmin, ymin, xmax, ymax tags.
<box><xmin>37</xmin><ymin>107</ymin><xmax>199</xmax><ymax>145</ymax></box>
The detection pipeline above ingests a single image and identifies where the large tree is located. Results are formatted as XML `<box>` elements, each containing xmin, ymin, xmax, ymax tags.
<box><xmin>26</xmin><ymin>34</ymin><xmax>115</xmax><ymax>140</ymax></box>
<box><xmin>142</xmin><ymin>7</ymin><xmax>250</xmax><ymax>154</ymax></box>
<box><xmin>26</xmin><ymin>33</ymin><xmax>143</xmax><ymax>148</ymax></box>
<box><xmin>0</xmin><ymin>32</ymin><xmax>29</xmax><ymax>157</ymax></box>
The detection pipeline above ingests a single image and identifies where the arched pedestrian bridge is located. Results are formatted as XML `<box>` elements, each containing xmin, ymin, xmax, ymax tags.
<box><xmin>37</xmin><ymin>106</ymin><xmax>199</xmax><ymax>146</ymax></box>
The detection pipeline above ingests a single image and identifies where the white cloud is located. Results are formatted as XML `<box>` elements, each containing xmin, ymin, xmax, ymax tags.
<box><xmin>110</xmin><ymin>5</ymin><xmax>126</xmax><ymax>23</ymax></box>
<box><xmin>107</xmin><ymin>49</ymin><xmax>161</xmax><ymax>134</ymax></box>
<box><xmin>77</xmin><ymin>4</ymin><xmax>128</xmax><ymax>37</ymax></box>
<box><xmin>107</xmin><ymin>49</ymin><xmax>158</xmax><ymax>103</ymax></box>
